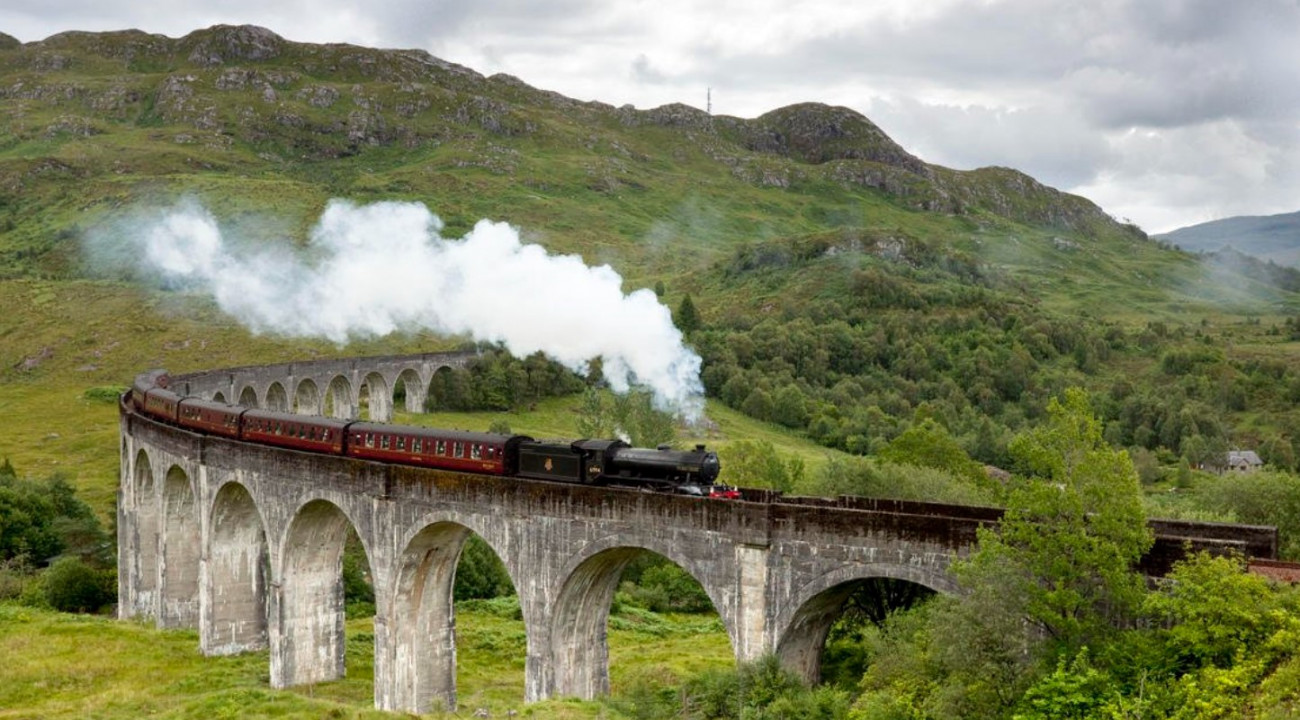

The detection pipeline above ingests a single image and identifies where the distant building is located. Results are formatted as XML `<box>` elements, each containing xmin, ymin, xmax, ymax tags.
<box><xmin>1226</xmin><ymin>450</ymin><xmax>1264</xmax><ymax>472</ymax></box>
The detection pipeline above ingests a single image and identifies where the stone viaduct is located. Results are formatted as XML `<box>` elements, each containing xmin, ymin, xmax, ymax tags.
<box><xmin>119</xmin><ymin>352</ymin><xmax>1279</xmax><ymax>715</ymax></box>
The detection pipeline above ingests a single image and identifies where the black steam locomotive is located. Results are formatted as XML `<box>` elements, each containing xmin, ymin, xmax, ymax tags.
<box><xmin>130</xmin><ymin>369</ymin><xmax>733</xmax><ymax>498</ymax></box>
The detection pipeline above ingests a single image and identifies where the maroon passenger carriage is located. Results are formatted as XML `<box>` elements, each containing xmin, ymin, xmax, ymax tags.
<box><xmin>178</xmin><ymin>397</ymin><xmax>243</xmax><ymax>439</ymax></box>
<box><xmin>345</xmin><ymin>423</ymin><xmax>526</xmax><ymax>476</ymax></box>
<box><xmin>240</xmin><ymin>408</ymin><xmax>349</xmax><ymax>454</ymax></box>
<box><xmin>143</xmin><ymin>388</ymin><xmax>181</xmax><ymax>423</ymax></box>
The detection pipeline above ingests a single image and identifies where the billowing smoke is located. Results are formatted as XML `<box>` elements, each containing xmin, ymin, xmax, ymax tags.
<box><xmin>111</xmin><ymin>198</ymin><xmax>704</xmax><ymax>419</ymax></box>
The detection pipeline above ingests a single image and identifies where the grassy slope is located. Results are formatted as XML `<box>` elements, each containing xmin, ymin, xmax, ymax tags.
<box><xmin>0</xmin><ymin>603</ymin><xmax>733</xmax><ymax>719</ymax></box>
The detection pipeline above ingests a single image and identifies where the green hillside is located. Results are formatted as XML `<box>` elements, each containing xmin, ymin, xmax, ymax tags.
<box><xmin>7</xmin><ymin>23</ymin><xmax>1300</xmax><ymax>720</ymax></box>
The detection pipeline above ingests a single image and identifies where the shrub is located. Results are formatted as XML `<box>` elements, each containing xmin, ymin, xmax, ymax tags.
<box><xmin>82</xmin><ymin>386</ymin><xmax>128</xmax><ymax>403</ymax></box>
<box><xmin>454</xmin><ymin>535</ymin><xmax>513</xmax><ymax>600</ymax></box>
<box><xmin>43</xmin><ymin>556</ymin><xmax>114</xmax><ymax>613</ymax></box>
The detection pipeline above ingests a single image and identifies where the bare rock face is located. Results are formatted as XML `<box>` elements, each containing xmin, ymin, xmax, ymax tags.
<box><xmin>744</xmin><ymin>103</ymin><xmax>929</xmax><ymax>175</ymax></box>
<box><xmin>182</xmin><ymin>25</ymin><xmax>284</xmax><ymax>67</ymax></box>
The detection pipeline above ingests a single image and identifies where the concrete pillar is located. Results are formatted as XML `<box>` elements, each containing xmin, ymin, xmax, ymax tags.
<box><xmin>116</xmin><ymin>483</ymin><xmax>130</xmax><ymax>620</ymax></box>
<box><xmin>126</xmin><ymin>450</ymin><xmax>159</xmax><ymax>621</ymax></box>
<box><xmin>734</xmin><ymin>544</ymin><xmax>771</xmax><ymax>662</ymax></box>
<box><xmin>201</xmin><ymin>482</ymin><xmax>269</xmax><ymax>655</ymax></box>
<box><xmin>159</xmin><ymin>466</ymin><xmax>200</xmax><ymax>629</ymax></box>
<box><xmin>549</xmin><ymin>548</ymin><xmax>638</xmax><ymax>699</ymax></box>
<box><xmin>269</xmin><ymin>500</ymin><xmax>349</xmax><ymax>688</ymax></box>
<box><xmin>522</xmin><ymin>596</ymin><xmax>551</xmax><ymax>703</ymax></box>
<box><xmin>376</xmin><ymin>523</ymin><xmax>467</xmax><ymax>713</ymax></box>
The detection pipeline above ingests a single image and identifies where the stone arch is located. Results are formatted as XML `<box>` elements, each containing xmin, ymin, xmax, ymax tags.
<box><xmin>425</xmin><ymin>366</ymin><xmax>456</xmax><ymax>411</ymax></box>
<box><xmin>130</xmin><ymin>448</ymin><xmax>159</xmax><ymax>620</ymax></box>
<box><xmin>160</xmin><ymin>465</ymin><xmax>200</xmax><ymax>629</ymax></box>
<box><xmin>381</xmin><ymin>512</ymin><xmax>525</xmax><ymax>713</ymax></box>
<box><xmin>238</xmin><ymin>385</ymin><xmax>259</xmax><ymax>408</ymax></box>
<box><xmin>387</xmin><ymin>521</ymin><xmax>472</xmax><ymax>712</ymax></box>
<box><xmin>212</xmin><ymin>390</ymin><xmax>227</xmax><ymax>404</ymax></box>
<box><xmin>393</xmin><ymin>368</ymin><xmax>425</xmax><ymax>414</ymax></box>
<box><xmin>293</xmin><ymin>379</ymin><xmax>321</xmax><ymax>415</ymax></box>
<box><xmin>272</xmin><ymin>498</ymin><xmax>371</xmax><ymax>688</ymax></box>
<box><xmin>359</xmin><ymin>372</ymin><xmax>391</xmax><ymax>422</ymax></box>
<box><xmin>203</xmin><ymin>481</ymin><xmax>270</xmax><ymax>656</ymax></box>
<box><xmin>265</xmin><ymin>382</ymin><xmax>289</xmax><ymax>413</ymax></box>
<box><xmin>549</xmin><ymin>539</ymin><xmax>736</xmax><ymax>700</ymax></box>
<box><xmin>774</xmin><ymin>564</ymin><xmax>957</xmax><ymax>683</ymax></box>
<box><xmin>325</xmin><ymin>375</ymin><xmax>353</xmax><ymax>419</ymax></box>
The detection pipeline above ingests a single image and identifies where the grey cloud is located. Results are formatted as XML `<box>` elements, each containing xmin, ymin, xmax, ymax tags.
<box><xmin>867</xmin><ymin>98</ymin><xmax>1112</xmax><ymax>189</ymax></box>
<box><xmin>631</xmin><ymin>53</ymin><xmax>667</xmax><ymax>84</ymax></box>
<box><xmin>679</xmin><ymin>0</ymin><xmax>1300</xmax><ymax>131</ymax></box>
<box><xmin>363</xmin><ymin>0</ymin><xmax>623</xmax><ymax>51</ymax></box>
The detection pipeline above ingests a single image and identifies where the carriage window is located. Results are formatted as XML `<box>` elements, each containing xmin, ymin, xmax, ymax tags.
<box><xmin>366</xmin><ymin>433</ymin><xmax>375</xmax><ymax>448</ymax></box>
<box><xmin>437</xmin><ymin>440</ymin><xmax>446</xmax><ymax>455</ymax></box>
<box><xmin>274</xmin><ymin>423</ymin><xmax>282</xmax><ymax>435</ymax></box>
<box><xmin>412</xmin><ymin>438</ymin><xmax>422</xmax><ymax>453</ymax></box>
<box><xmin>454</xmin><ymin>442</ymin><xmax>464</xmax><ymax>458</ymax></box>
<box><xmin>323</xmin><ymin>430</ymin><xmax>331</xmax><ymax>442</ymax></box>
<box><xmin>381</xmin><ymin>435</ymin><xmax>390</xmax><ymax>450</ymax></box>
<box><xmin>471</xmin><ymin>444</ymin><xmax>481</xmax><ymax>460</ymax></box>
<box><xmin>397</xmin><ymin>436</ymin><xmax>406</xmax><ymax>451</ymax></box>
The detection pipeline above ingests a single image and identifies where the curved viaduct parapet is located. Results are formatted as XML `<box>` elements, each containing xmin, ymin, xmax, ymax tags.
<box><xmin>170</xmin><ymin>350</ymin><xmax>475</xmax><ymax>421</ymax></box>
<box><xmin>118</xmin><ymin>352</ymin><xmax>1275</xmax><ymax>713</ymax></box>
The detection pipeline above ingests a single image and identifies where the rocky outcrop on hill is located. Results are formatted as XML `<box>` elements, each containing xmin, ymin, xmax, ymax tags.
<box><xmin>744</xmin><ymin>103</ymin><xmax>929</xmax><ymax>175</ymax></box>
<box><xmin>181</xmin><ymin>24</ymin><xmax>284</xmax><ymax>67</ymax></box>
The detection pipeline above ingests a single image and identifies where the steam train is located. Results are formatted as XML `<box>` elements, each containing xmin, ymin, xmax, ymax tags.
<box><xmin>130</xmin><ymin>369</ymin><xmax>734</xmax><ymax>497</ymax></box>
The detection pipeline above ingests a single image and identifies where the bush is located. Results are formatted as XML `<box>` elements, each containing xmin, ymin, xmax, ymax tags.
<box><xmin>43</xmin><ymin>556</ymin><xmax>114</xmax><ymax>613</ymax></box>
<box><xmin>0</xmin><ymin>557</ymin><xmax>31</xmax><ymax>600</ymax></box>
<box><xmin>1</xmin><ymin>468</ymin><xmax>110</xmax><ymax>568</ymax></box>
<box><xmin>82</xmin><ymin>386</ymin><xmax>128</xmax><ymax>403</ymax></box>
<box><xmin>454</xmin><ymin>535</ymin><xmax>514</xmax><ymax>600</ymax></box>
<box><xmin>620</xmin><ymin>562</ymin><xmax>713</xmax><ymax>614</ymax></box>
<box><xmin>684</xmin><ymin>655</ymin><xmax>851</xmax><ymax>720</ymax></box>
<box><xmin>1197</xmin><ymin>470</ymin><xmax>1300</xmax><ymax>560</ymax></box>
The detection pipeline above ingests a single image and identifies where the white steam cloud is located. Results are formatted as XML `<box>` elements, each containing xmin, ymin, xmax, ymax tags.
<box><xmin>120</xmin><ymin>198</ymin><xmax>704</xmax><ymax>419</ymax></box>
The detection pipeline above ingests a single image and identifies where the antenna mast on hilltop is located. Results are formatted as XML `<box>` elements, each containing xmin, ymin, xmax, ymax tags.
<box><xmin>707</xmin><ymin>87</ymin><xmax>712</xmax><ymax>115</ymax></box>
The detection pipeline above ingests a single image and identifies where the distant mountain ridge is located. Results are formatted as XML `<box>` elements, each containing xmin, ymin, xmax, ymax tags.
<box><xmin>1157</xmin><ymin>211</ymin><xmax>1300</xmax><ymax>267</ymax></box>
<box><xmin>0</xmin><ymin>23</ymin><xmax>1127</xmax><ymax>248</ymax></box>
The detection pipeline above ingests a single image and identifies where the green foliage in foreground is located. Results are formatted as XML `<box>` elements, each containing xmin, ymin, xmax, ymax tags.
<box><xmin>849</xmin><ymin>393</ymin><xmax>1300</xmax><ymax>720</ymax></box>
<box><xmin>0</xmin><ymin>462</ymin><xmax>112</xmax><ymax>571</ymax></box>
<box><xmin>1196</xmin><ymin>470</ymin><xmax>1300</xmax><ymax>560</ymax></box>
<box><xmin>1</xmin><ymin>462</ymin><xmax>116</xmax><ymax>614</ymax></box>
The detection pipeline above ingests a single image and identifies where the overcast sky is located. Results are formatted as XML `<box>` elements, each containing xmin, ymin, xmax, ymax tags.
<box><xmin>5</xmin><ymin>0</ymin><xmax>1298</xmax><ymax>234</ymax></box>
